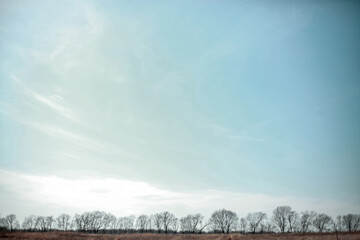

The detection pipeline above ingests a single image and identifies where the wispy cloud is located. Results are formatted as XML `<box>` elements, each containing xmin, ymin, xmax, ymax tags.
<box><xmin>4</xmin><ymin>76</ymin><xmax>143</xmax><ymax>162</ymax></box>
<box><xmin>207</xmin><ymin>123</ymin><xmax>266</xmax><ymax>144</ymax></box>
<box><xmin>16</xmin><ymin>121</ymin><xmax>142</xmax><ymax>161</ymax></box>
<box><xmin>11</xmin><ymin>75</ymin><xmax>79</xmax><ymax>123</ymax></box>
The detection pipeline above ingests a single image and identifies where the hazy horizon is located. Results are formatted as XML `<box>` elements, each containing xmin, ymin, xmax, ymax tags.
<box><xmin>1</xmin><ymin>0</ymin><xmax>360</xmax><ymax>221</ymax></box>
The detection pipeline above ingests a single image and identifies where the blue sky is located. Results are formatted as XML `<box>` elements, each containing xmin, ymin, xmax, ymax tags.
<box><xmin>1</xmin><ymin>0</ymin><xmax>360</xmax><ymax>219</ymax></box>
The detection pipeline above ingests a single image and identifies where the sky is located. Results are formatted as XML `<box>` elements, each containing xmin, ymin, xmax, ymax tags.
<box><xmin>0</xmin><ymin>0</ymin><xmax>360</xmax><ymax>221</ymax></box>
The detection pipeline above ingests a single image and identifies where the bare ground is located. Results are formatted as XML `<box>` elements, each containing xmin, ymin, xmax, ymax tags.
<box><xmin>1</xmin><ymin>232</ymin><xmax>360</xmax><ymax>240</ymax></box>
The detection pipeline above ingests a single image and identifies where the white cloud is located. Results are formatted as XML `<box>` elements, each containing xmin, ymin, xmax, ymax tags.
<box><xmin>0</xmin><ymin>169</ymin><xmax>358</xmax><ymax>219</ymax></box>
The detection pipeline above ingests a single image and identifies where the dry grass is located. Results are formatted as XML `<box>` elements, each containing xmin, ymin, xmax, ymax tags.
<box><xmin>0</xmin><ymin>232</ymin><xmax>359</xmax><ymax>240</ymax></box>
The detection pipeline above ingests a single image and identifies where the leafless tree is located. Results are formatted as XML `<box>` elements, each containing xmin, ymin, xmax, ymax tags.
<box><xmin>272</xmin><ymin>206</ymin><xmax>291</xmax><ymax>233</ymax></box>
<box><xmin>0</xmin><ymin>216</ymin><xmax>5</xmax><ymax>229</ymax></box>
<box><xmin>118</xmin><ymin>215</ymin><xmax>135</xmax><ymax>233</ymax></box>
<box><xmin>148</xmin><ymin>215</ymin><xmax>154</xmax><ymax>231</ymax></box>
<box><xmin>239</xmin><ymin>217</ymin><xmax>247</xmax><ymax>233</ymax></box>
<box><xmin>342</xmin><ymin>214</ymin><xmax>360</xmax><ymax>232</ymax></box>
<box><xmin>5</xmin><ymin>208</ymin><xmax>360</xmax><ymax>235</ymax></box>
<box><xmin>73</xmin><ymin>211</ymin><xmax>114</xmax><ymax>233</ymax></box>
<box><xmin>73</xmin><ymin>214</ymin><xmax>84</xmax><ymax>232</ymax></box>
<box><xmin>102</xmin><ymin>213</ymin><xmax>117</xmax><ymax>232</ymax></box>
<box><xmin>136</xmin><ymin>215</ymin><xmax>150</xmax><ymax>233</ymax></box>
<box><xmin>313</xmin><ymin>213</ymin><xmax>332</xmax><ymax>232</ymax></box>
<box><xmin>153</xmin><ymin>213</ymin><xmax>163</xmax><ymax>233</ymax></box>
<box><xmin>287</xmin><ymin>210</ymin><xmax>299</xmax><ymax>232</ymax></box>
<box><xmin>45</xmin><ymin>216</ymin><xmax>55</xmax><ymax>231</ymax></box>
<box><xmin>173</xmin><ymin>218</ymin><xmax>179</xmax><ymax>232</ymax></box>
<box><xmin>332</xmin><ymin>215</ymin><xmax>343</xmax><ymax>232</ymax></box>
<box><xmin>35</xmin><ymin>216</ymin><xmax>47</xmax><ymax>231</ymax></box>
<box><xmin>300</xmin><ymin>211</ymin><xmax>317</xmax><ymax>233</ymax></box>
<box><xmin>3</xmin><ymin>214</ymin><xmax>19</xmax><ymax>231</ymax></box>
<box><xmin>259</xmin><ymin>221</ymin><xmax>266</xmax><ymax>233</ymax></box>
<box><xmin>152</xmin><ymin>212</ymin><xmax>177</xmax><ymax>234</ymax></box>
<box><xmin>180</xmin><ymin>215</ymin><xmax>190</xmax><ymax>233</ymax></box>
<box><xmin>209</xmin><ymin>209</ymin><xmax>238</xmax><ymax>234</ymax></box>
<box><xmin>88</xmin><ymin>211</ymin><xmax>107</xmax><ymax>233</ymax></box>
<box><xmin>74</xmin><ymin>212</ymin><xmax>92</xmax><ymax>232</ymax></box>
<box><xmin>22</xmin><ymin>215</ymin><xmax>37</xmax><ymax>231</ymax></box>
<box><xmin>198</xmin><ymin>220</ymin><xmax>209</xmax><ymax>234</ymax></box>
<box><xmin>180</xmin><ymin>214</ymin><xmax>204</xmax><ymax>233</ymax></box>
<box><xmin>259</xmin><ymin>220</ymin><xmax>276</xmax><ymax>233</ymax></box>
<box><xmin>158</xmin><ymin>211</ymin><xmax>177</xmax><ymax>234</ymax></box>
<box><xmin>56</xmin><ymin>214</ymin><xmax>72</xmax><ymax>231</ymax></box>
<box><xmin>246</xmin><ymin>212</ymin><xmax>266</xmax><ymax>233</ymax></box>
<box><xmin>265</xmin><ymin>221</ymin><xmax>276</xmax><ymax>233</ymax></box>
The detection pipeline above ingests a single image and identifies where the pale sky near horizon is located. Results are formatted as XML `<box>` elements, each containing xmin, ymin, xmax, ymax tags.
<box><xmin>1</xmin><ymin>0</ymin><xmax>360</xmax><ymax>220</ymax></box>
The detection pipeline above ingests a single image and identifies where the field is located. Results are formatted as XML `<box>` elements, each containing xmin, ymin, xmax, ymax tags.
<box><xmin>1</xmin><ymin>232</ymin><xmax>360</xmax><ymax>240</ymax></box>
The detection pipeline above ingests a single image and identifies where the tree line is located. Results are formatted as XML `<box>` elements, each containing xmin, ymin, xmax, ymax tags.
<box><xmin>1</xmin><ymin>206</ymin><xmax>359</xmax><ymax>234</ymax></box>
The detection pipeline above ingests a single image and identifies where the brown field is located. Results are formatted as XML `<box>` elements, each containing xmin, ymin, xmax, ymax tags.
<box><xmin>1</xmin><ymin>232</ymin><xmax>360</xmax><ymax>240</ymax></box>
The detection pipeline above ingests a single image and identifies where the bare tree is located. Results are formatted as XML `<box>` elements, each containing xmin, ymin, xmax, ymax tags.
<box><xmin>136</xmin><ymin>215</ymin><xmax>150</xmax><ymax>233</ymax></box>
<box><xmin>36</xmin><ymin>216</ymin><xmax>48</xmax><ymax>232</ymax></box>
<box><xmin>272</xmin><ymin>206</ymin><xmax>291</xmax><ymax>233</ymax></box>
<box><xmin>22</xmin><ymin>215</ymin><xmax>37</xmax><ymax>231</ymax></box>
<box><xmin>73</xmin><ymin>211</ymin><xmax>114</xmax><ymax>233</ymax></box>
<box><xmin>239</xmin><ymin>217</ymin><xmax>247</xmax><ymax>233</ymax></box>
<box><xmin>259</xmin><ymin>221</ymin><xmax>266</xmax><ymax>233</ymax></box>
<box><xmin>6</xmin><ymin>209</ymin><xmax>360</xmax><ymax>235</ymax></box>
<box><xmin>246</xmin><ymin>212</ymin><xmax>266</xmax><ymax>233</ymax></box>
<box><xmin>0</xmin><ymin>216</ymin><xmax>6</xmax><ymax>229</ymax></box>
<box><xmin>160</xmin><ymin>211</ymin><xmax>177</xmax><ymax>234</ymax></box>
<box><xmin>287</xmin><ymin>210</ymin><xmax>299</xmax><ymax>232</ymax></box>
<box><xmin>332</xmin><ymin>215</ymin><xmax>343</xmax><ymax>232</ymax></box>
<box><xmin>73</xmin><ymin>214</ymin><xmax>84</xmax><ymax>232</ymax></box>
<box><xmin>118</xmin><ymin>215</ymin><xmax>135</xmax><ymax>233</ymax></box>
<box><xmin>342</xmin><ymin>214</ymin><xmax>360</xmax><ymax>232</ymax></box>
<box><xmin>46</xmin><ymin>216</ymin><xmax>55</xmax><ymax>231</ymax></box>
<box><xmin>198</xmin><ymin>220</ymin><xmax>209</xmax><ymax>234</ymax></box>
<box><xmin>180</xmin><ymin>214</ymin><xmax>204</xmax><ymax>233</ymax></box>
<box><xmin>264</xmin><ymin>221</ymin><xmax>276</xmax><ymax>233</ymax></box>
<box><xmin>259</xmin><ymin>220</ymin><xmax>276</xmax><ymax>233</ymax></box>
<box><xmin>56</xmin><ymin>214</ymin><xmax>72</xmax><ymax>231</ymax></box>
<box><xmin>209</xmin><ymin>209</ymin><xmax>238</xmax><ymax>234</ymax></box>
<box><xmin>152</xmin><ymin>212</ymin><xmax>177</xmax><ymax>234</ymax></box>
<box><xmin>300</xmin><ymin>211</ymin><xmax>317</xmax><ymax>233</ymax></box>
<box><xmin>172</xmin><ymin>218</ymin><xmax>179</xmax><ymax>232</ymax></box>
<box><xmin>153</xmin><ymin>213</ymin><xmax>163</xmax><ymax>233</ymax></box>
<box><xmin>3</xmin><ymin>214</ymin><xmax>19</xmax><ymax>231</ymax></box>
<box><xmin>180</xmin><ymin>216</ymin><xmax>190</xmax><ymax>233</ymax></box>
<box><xmin>74</xmin><ymin>212</ymin><xmax>92</xmax><ymax>232</ymax></box>
<box><xmin>147</xmin><ymin>215</ymin><xmax>154</xmax><ymax>231</ymax></box>
<box><xmin>313</xmin><ymin>213</ymin><xmax>332</xmax><ymax>232</ymax></box>
<box><xmin>88</xmin><ymin>211</ymin><xmax>107</xmax><ymax>233</ymax></box>
<box><xmin>102</xmin><ymin>213</ymin><xmax>117</xmax><ymax>233</ymax></box>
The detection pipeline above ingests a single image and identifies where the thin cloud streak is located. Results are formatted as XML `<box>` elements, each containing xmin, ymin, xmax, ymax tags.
<box><xmin>6</xmin><ymin>75</ymin><xmax>143</xmax><ymax>162</ymax></box>
<box><xmin>11</xmin><ymin>75</ymin><xmax>79</xmax><ymax>123</ymax></box>
<box><xmin>17</xmin><ymin>121</ymin><xmax>143</xmax><ymax>161</ymax></box>
<box><xmin>0</xmin><ymin>98</ymin><xmax>143</xmax><ymax>162</ymax></box>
